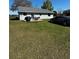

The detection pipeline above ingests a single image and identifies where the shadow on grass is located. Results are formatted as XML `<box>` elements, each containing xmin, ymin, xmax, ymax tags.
<box><xmin>48</xmin><ymin>21</ymin><xmax>70</xmax><ymax>27</ymax></box>
<box><xmin>9</xmin><ymin>17</ymin><xmax>19</xmax><ymax>20</ymax></box>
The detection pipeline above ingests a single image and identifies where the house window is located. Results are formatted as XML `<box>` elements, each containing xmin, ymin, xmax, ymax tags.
<box><xmin>48</xmin><ymin>14</ymin><xmax>51</xmax><ymax>16</ymax></box>
<box><xmin>23</xmin><ymin>13</ymin><xmax>27</xmax><ymax>15</ymax></box>
<box><xmin>31</xmin><ymin>14</ymin><xmax>34</xmax><ymax>18</ymax></box>
<box><xmin>40</xmin><ymin>14</ymin><xmax>42</xmax><ymax>16</ymax></box>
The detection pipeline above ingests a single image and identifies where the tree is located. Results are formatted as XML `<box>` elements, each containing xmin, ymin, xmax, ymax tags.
<box><xmin>57</xmin><ymin>10</ymin><xmax>63</xmax><ymax>16</ymax></box>
<box><xmin>53</xmin><ymin>11</ymin><xmax>57</xmax><ymax>16</ymax></box>
<box><xmin>63</xmin><ymin>9</ymin><xmax>70</xmax><ymax>16</ymax></box>
<box><xmin>41</xmin><ymin>0</ymin><xmax>53</xmax><ymax>11</ymax></box>
<box><xmin>11</xmin><ymin>0</ymin><xmax>32</xmax><ymax>11</ymax></box>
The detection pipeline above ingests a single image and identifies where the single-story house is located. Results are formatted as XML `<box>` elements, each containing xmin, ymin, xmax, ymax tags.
<box><xmin>18</xmin><ymin>6</ymin><xmax>53</xmax><ymax>21</ymax></box>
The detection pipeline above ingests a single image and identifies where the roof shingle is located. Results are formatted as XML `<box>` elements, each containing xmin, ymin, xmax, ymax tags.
<box><xmin>18</xmin><ymin>6</ymin><xmax>53</xmax><ymax>14</ymax></box>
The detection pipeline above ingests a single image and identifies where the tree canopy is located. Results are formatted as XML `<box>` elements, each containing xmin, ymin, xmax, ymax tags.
<box><xmin>53</xmin><ymin>11</ymin><xmax>57</xmax><ymax>16</ymax></box>
<box><xmin>11</xmin><ymin>0</ymin><xmax>32</xmax><ymax>11</ymax></box>
<box><xmin>63</xmin><ymin>9</ymin><xmax>70</xmax><ymax>16</ymax></box>
<box><xmin>41</xmin><ymin>0</ymin><xmax>53</xmax><ymax>11</ymax></box>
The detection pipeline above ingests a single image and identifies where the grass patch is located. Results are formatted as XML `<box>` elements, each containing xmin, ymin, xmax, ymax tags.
<box><xmin>9</xmin><ymin>20</ymin><xmax>70</xmax><ymax>59</ymax></box>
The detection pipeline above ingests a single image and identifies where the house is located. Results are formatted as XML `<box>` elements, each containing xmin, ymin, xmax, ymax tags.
<box><xmin>18</xmin><ymin>6</ymin><xmax>53</xmax><ymax>21</ymax></box>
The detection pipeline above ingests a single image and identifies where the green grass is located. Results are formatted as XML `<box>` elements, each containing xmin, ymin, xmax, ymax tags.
<box><xmin>9</xmin><ymin>20</ymin><xmax>70</xmax><ymax>59</ymax></box>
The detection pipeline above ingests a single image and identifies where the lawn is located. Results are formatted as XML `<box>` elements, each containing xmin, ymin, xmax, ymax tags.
<box><xmin>9</xmin><ymin>20</ymin><xmax>70</xmax><ymax>59</ymax></box>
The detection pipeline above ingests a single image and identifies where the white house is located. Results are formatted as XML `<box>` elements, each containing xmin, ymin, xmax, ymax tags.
<box><xmin>18</xmin><ymin>6</ymin><xmax>53</xmax><ymax>21</ymax></box>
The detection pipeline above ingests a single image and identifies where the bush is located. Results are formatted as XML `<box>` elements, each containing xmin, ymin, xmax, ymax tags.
<box><xmin>63</xmin><ymin>9</ymin><xmax>70</xmax><ymax>16</ymax></box>
<box><xmin>9</xmin><ymin>15</ymin><xmax>19</xmax><ymax>20</ymax></box>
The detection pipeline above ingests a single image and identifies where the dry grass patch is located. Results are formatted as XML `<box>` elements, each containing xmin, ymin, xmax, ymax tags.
<box><xmin>10</xmin><ymin>20</ymin><xmax>70</xmax><ymax>59</ymax></box>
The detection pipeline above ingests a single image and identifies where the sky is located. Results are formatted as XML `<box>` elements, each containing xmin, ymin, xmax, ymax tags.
<box><xmin>9</xmin><ymin>0</ymin><xmax>70</xmax><ymax>15</ymax></box>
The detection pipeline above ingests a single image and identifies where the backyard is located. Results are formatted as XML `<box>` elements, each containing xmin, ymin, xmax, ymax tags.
<box><xmin>9</xmin><ymin>20</ymin><xmax>70</xmax><ymax>59</ymax></box>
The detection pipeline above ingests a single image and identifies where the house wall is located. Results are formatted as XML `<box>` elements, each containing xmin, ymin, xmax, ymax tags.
<box><xmin>19</xmin><ymin>14</ymin><xmax>31</xmax><ymax>21</ymax></box>
<box><xmin>19</xmin><ymin>14</ymin><xmax>53</xmax><ymax>21</ymax></box>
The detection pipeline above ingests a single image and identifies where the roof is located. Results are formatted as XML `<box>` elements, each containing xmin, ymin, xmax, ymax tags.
<box><xmin>18</xmin><ymin>6</ymin><xmax>53</xmax><ymax>14</ymax></box>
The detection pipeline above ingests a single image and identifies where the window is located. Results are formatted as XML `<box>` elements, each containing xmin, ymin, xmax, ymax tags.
<box><xmin>23</xmin><ymin>13</ymin><xmax>27</xmax><ymax>15</ymax></box>
<box><xmin>40</xmin><ymin>14</ymin><xmax>42</xmax><ymax>16</ymax></box>
<box><xmin>48</xmin><ymin>14</ymin><xmax>51</xmax><ymax>16</ymax></box>
<box><xmin>31</xmin><ymin>14</ymin><xmax>34</xmax><ymax>18</ymax></box>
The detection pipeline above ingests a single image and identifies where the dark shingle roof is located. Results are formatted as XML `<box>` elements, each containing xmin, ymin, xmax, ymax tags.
<box><xmin>18</xmin><ymin>6</ymin><xmax>53</xmax><ymax>14</ymax></box>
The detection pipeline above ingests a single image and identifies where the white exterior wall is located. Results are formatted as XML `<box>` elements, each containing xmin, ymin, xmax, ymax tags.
<box><xmin>33</xmin><ymin>15</ymin><xmax>53</xmax><ymax>19</ymax></box>
<box><xmin>20</xmin><ymin>14</ymin><xmax>31</xmax><ymax>21</ymax></box>
<box><xmin>20</xmin><ymin>15</ymin><xmax>26</xmax><ymax>21</ymax></box>
<box><xmin>19</xmin><ymin>14</ymin><xmax>53</xmax><ymax>21</ymax></box>
<box><xmin>40</xmin><ymin>15</ymin><xmax>53</xmax><ymax>19</ymax></box>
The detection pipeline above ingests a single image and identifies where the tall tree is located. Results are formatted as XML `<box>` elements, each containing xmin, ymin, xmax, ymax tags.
<box><xmin>53</xmin><ymin>11</ymin><xmax>57</xmax><ymax>16</ymax></box>
<box><xmin>11</xmin><ymin>0</ymin><xmax>32</xmax><ymax>11</ymax></box>
<box><xmin>63</xmin><ymin>9</ymin><xmax>70</xmax><ymax>16</ymax></box>
<box><xmin>41</xmin><ymin>0</ymin><xmax>53</xmax><ymax>11</ymax></box>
